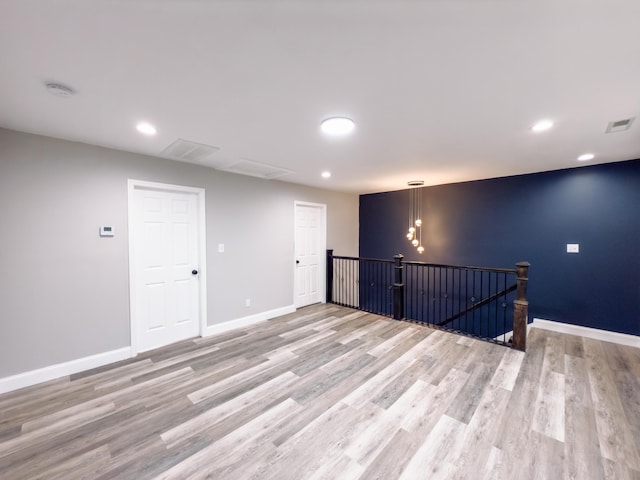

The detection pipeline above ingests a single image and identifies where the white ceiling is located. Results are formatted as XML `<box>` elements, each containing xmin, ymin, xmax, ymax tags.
<box><xmin>1</xmin><ymin>0</ymin><xmax>639</xmax><ymax>194</ymax></box>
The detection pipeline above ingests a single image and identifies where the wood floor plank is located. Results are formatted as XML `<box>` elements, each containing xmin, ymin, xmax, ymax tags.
<box><xmin>493</xmin><ymin>327</ymin><xmax>547</xmax><ymax>479</ymax></box>
<box><xmin>0</xmin><ymin>404</ymin><xmax>147</xmax><ymax>479</ymax></box>
<box><xmin>564</xmin><ymin>353</ymin><xmax>605</xmax><ymax>480</ymax></box>
<box><xmin>529</xmin><ymin>430</ymin><xmax>565</xmax><ymax>480</ymax></box>
<box><xmin>32</xmin><ymin>444</ymin><xmax>112</xmax><ymax>480</ymax></box>
<box><xmin>154</xmin><ymin>398</ymin><xmax>301</xmax><ymax>480</ymax></box>
<box><xmin>584</xmin><ymin>338</ymin><xmax>640</xmax><ymax>471</ymax></box>
<box><xmin>398</xmin><ymin>414</ymin><xmax>467</xmax><ymax>480</ymax></box>
<box><xmin>0</xmin><ymin>401</ymin><xmax>117</xmax><ymax>458</ymax></box>
<box><xmin>531</xmin><ymin>336</ymin><xmax>566</xmax><ymax>442</ymax></box>
<box><xmin>445</xmin><ymin>360</ymin><xmax>495</xmax><ymax>424</ymax></box>
<box><xmin>161</xmin><ymin>370</ymin><xmax>299</xmax><ymax>448</ymax></box>
<box><xmin>490</xmin><ymin>347</ymin><xmax>525</xmax><ymax>391</ymax></box>
<box><xmin>347</xmin><ymin>379</ymin><xmax>433</xmax><ymax>465</ymax></box>
<box><xmin>254</xmin><ymin>401</ymin><xmax>375</xmax><ymax>480</ymax></box>
<box><xmin>446</xmin><ymin>382</ymin><xmax>512</xmax><ymax>480</ymax></box>
<box><xmin>480</xmin><ymin>446</ymin><xmax>506</xmax><ymax>480</ymax></box>
<box><xmin>1</xmin><ymin>305</ymin><xmax>639</xmax><ymax>479</ymax></box>
<box><xmin>564</xmin><ymin>333</ymin><xmax>585</xmax><ymax>358</ymax></box>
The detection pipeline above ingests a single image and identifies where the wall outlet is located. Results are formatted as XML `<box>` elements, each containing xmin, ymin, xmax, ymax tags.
<box><xmin>245</xmin><ymin>298</ymin><xmax>251</xmax><ymax>307</ymax></box>
<box><xmin>567</xmin><ymin>243</ymin><xmax>580</xmax><ymax>253</ymax></box>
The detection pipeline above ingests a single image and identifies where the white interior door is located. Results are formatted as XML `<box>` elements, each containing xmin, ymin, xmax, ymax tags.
<box><xmin>294</xmin><ymin>202</ymin><xmax>326</xmax><ymax>308</ymax></box>
<box><xmin>129</xmin><ymin>181</ymin><xmax>205</xmax><ymax>353</ymax></box>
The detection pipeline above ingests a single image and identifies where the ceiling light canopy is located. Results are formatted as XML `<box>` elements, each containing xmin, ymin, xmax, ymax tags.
<box><xmin>136</xmin><ymin>122</ymin><xmax>157</xmax><ymax>136</ymax></box>
<box><xmin>321</xmin><ymin>117</ymin><xmax>355</xmax><ymax>135</ymax></box>
<box><xmin>577</xmin><ymin>153</ymin><xmax>595</xmax><ymax>162</ymax></box>
<box><xmin>531</xmin><ymin>119</ymin><xmax>554</xmax><ymax>132</ymax></box>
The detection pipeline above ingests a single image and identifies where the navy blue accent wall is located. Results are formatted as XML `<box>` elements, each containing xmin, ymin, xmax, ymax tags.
<box><xmin>360</xmin><ymin>159</ymin><xmax>640</xmax><ymax>336</ymax></box>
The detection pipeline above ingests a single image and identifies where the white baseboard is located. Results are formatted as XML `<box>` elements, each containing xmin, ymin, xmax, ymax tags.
<box><xmin>494</xmin><ymin>322</ymin><xmax>535</xmax><ymax>342</ymax></box>
<box><xmin>532</xmin><ymin>318</ymin><xmax>640</xmax><ymax>348</ymax></box>
<box><xmin>0</xmin><ymin>347</ymin><xmax>133</xmax><ymax>395</ymax></box>
<box><xmin>203</xmin><ymin>304</ymin><xmax>296</xmax><ymax>337</ymax></box>
<box><xmin>0</xmin><ymin>305</ymin><xmax>296</xmax><ymax>395</ymax></box>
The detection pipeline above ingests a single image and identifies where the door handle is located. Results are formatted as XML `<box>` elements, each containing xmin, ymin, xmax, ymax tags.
<box><xmin>191</xmin><ymin>269</ymin><xmax>198</xmax><ymax>275</ymax></box>
<box><xmin>296</xmin><ymin>260</ymin><xmax>300</xmax><ymax>265</ymax></box>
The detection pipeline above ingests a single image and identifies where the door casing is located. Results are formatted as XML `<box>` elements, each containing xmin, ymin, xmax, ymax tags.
<box><xmin>127</xmin><ymin>179</ymin><xmax>207</xmax><ymax>356</ymax></box>
<box><xmin>294</xmin><ymin>200</ymin><xmax>327</xmax><ymax>308</ymax></box>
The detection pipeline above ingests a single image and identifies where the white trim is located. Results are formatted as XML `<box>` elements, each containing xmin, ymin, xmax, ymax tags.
<box><xmin>203</xmin><ymin>305</ymin><xmax>296</xmax><ymax>337</ymax></box>
<box><xmin>127</xmin><ymin>179</ymin><xmax>207</xmax><ymax>356</ymax></box>
<box><xmin>293</xmin><ymin>200</ymin><xmax>327</xmax><ymax>308</ymax></box>
<box><xmin>0</xmin><ymin>347</ymin><xmax>132</xmax><ymax>395</ymax></box>
<box><xmin>494</xmin><ymin>323</ymin><xmax>535</xmax><ymax>342</ymax></box>
<box><xmin>532</xmin><ymin>318</ymin><xmax>640</xmax><ymax>348</ymax></box>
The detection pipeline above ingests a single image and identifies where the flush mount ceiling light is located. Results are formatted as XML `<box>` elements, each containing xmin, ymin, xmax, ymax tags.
<box><xmin>320</xmin><ymin>117</ymin><xmax>355</xmax><ymax>135</ymax></box>
<box><xmin>531</xmin><ymin>119</ymin><xmax>554</xmax><ymax>132</ymax></box>
<box><xmin>136</xmin><ymin>122</ymin><xmax>157</xmax><ymax>136</ymax></box>
<box><xmin>577</xmin><ymin>153</ymin><xmax>595</xmax><ymax>162</ymax></box>
<box><xmin>45</xmin><ymin>82</ymin><xmax>75</xmax><ymax>98</ymax></box>
<box><xmin>321</xmin><ymin>171</ymin><xmax>331</xmax><ymax>179</ymax></box>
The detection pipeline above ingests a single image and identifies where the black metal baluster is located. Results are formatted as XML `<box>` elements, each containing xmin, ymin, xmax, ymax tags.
<box><xmin>444</xmin><ymin>267</ymin><xmax>449</xmax><ymax>327</ymax></box>
<box><xmin>503</xmin><ymin>272</ymin><xmax>508</xmax><ymax>345</ymax></box>
<box><xmin>494</xmin><ymin>273</ymin><xmax>504</xmax><ymax>339</ymax></box>
<box><xmin>350</xmin><ymin>258</ymin><xmax>353</xmax><ymax>308</ymax></box>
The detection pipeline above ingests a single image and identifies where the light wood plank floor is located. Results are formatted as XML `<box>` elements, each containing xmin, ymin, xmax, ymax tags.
<box><xmin>1</xmin><ymin>304</ymin><xmax>640</xmax><ymax>479</ymax></box>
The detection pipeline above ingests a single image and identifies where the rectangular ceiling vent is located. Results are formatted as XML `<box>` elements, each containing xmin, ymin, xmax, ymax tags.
<box><xmin>161</xmin><ymin>138</ymin><xmax>221</xmax><ymax>164</ymax></box>
<box><xmin>605</xmin><ymin>117</ymin><xmax>635</xmax><ymax>133</ymax></box>
<box><xmin>218</xmin><ymin>159</ymin><xmax>293</xmax><ymax>180</ymax></box>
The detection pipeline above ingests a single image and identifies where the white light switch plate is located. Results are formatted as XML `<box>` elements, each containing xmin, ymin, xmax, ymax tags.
<box><xmin>567</xmin><ymin>243</ymin><xmax>579</xmax><ymax>253</ymax></box>
<box><xmin>218</xmin><ymin>243</ymin><xmax>225</xmax><ymax>253</ymax></box>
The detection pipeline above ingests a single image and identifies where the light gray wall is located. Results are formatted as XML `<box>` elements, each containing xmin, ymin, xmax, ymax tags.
<box><xmin>0</xmin><ymin>128</ymin><xmax>358</xmax><ymax>378</ymax></box>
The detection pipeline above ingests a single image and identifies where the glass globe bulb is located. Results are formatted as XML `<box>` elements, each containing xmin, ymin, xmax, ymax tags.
<box><xmin>408</xmin><ymin>227</ymin><xmax>415</xmax><ymax>233</ymax></box>
<box><xmin>406</xmin><ymin>233</ymin><xmax>413</xmax><ymax>240</ymax></box>
<box><xmin>415</xmin><ymin>219</ymin><xmax>422</xmax><ymax>227</ymax></box>
<box><xmin>417</xmin><ymin>245</ymin><xmax>425</xmax><ymax>254</ymax></box>
<box><xmin>412</xmin><ymin>239</ymin><xmax>419</xmax><ymax>247</ymax></box>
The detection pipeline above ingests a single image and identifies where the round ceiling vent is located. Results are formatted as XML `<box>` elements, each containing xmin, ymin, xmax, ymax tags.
<box><xmin>45</xmin><ymin>82</ymin><xmax>75</xmax><ymax>98</ymax></box>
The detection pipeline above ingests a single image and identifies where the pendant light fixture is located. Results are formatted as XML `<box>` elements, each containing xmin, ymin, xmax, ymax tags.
<box><xmin>406</xmin><ymin>180</ymin><xmax>425</xmax><ymax>254</ymax></box>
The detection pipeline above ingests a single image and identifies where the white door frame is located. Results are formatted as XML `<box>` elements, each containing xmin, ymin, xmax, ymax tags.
<box><xmin>294</xmin><ymin>200</ymin><xmax>327</xmax><ymax>308</ymax></box>
<box><xmin>127</xmin><ymin>179</ymin><xmax>207</xmax><ymax>356</ymax></box>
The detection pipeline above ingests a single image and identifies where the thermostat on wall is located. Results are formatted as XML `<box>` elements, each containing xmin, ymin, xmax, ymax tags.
<box><xmin>100</xmin><ymin>226</ymin><xmax>115</xmax><ymax>237</ymax></box>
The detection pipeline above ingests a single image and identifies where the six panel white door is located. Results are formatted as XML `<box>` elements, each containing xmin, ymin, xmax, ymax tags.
<box><xmin>295</xmin><ymin>203</ymin><xmax>323</xmax><ymax>308</ymax></box>
<box><xmin>134</xmin><ymin>188</ymin><xmax>200</xmax><ymax>352</ymax></box>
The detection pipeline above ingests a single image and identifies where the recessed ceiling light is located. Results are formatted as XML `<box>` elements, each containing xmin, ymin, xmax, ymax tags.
<box><xmin>321</xmin><ymin>117</ymin><xmax>355</xmax><ymax>135</ymax></box>
<box><xmin>577</xmin><ymin>153</ymin><xmax>595</xmax><ymax>162</ymax></box>
<box><xmin>136</xmin><ymin>122</ymin><xmax>157</xmax><ymax>136</ymax></box>
<box><xmin>321</xmin><ymin>171</ymin><xmax>331</xmax><ymax>179</ymax></box>
<box><xmin>531</xmin><ymin>119</ymin><xmax>554</xmax><ymax>132</ymax></box>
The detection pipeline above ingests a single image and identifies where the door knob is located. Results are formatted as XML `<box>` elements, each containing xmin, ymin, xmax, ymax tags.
<box><xmin>296</xmin><ymin>260</ymin><xmax>300</xmax><ymax>265</ymax></box>
<box><xmin>191</xmin><ymin>269</ymin><xmax>198</xmax><ymax>275</ymax></box>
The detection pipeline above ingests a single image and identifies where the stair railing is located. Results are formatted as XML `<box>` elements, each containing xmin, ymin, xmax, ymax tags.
<box><xmin>326</xmin><ymin>250</ymin><xmax>530</xmax><ymax>351</ymax></box>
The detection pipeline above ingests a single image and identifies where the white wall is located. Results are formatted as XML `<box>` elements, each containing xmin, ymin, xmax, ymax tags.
<box><xmin>0</xmin><ymin>128</ymin><xmax>358</xmax><ymax>379</ymax></box>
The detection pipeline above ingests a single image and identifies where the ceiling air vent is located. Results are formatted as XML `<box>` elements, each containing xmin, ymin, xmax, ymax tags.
<box><xmin>605</xmin><ymin>117</ymin><xmax>635</xmax><ymax>133</ymax></box>
<box><xmin>218</xmin><ymin>159</ymin><xmax>293</xmax><ymax>180</ymax></box>
<box><xmin>161</xmin><ymin>139</ymin><xmax>221</xmax><ymax>165</ymax></box>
